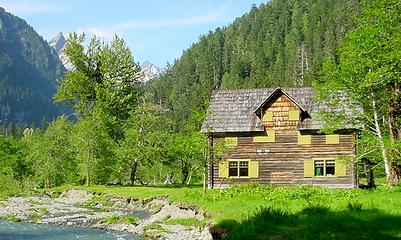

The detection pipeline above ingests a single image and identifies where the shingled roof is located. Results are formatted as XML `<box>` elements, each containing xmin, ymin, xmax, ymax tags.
<box><xmin>201</xmin><ymin>87</ymin><xmax>330</xmax><ymax>133</ymax></box>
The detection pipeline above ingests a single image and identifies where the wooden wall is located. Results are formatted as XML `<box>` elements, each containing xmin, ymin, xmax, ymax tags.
<box><xmin>210</xmin><ymin>131</ymin><xmax>356</xmax><ymax>189</ymax></box>
<box><xmin>209</xmin><ymin>91</ymin><xmax>356</xmax><ymax>189</ymax></box>
<box><xmin>262</xmin><ymin>94</ymin><xmax>300</xmax><ymax>130</ymax></box>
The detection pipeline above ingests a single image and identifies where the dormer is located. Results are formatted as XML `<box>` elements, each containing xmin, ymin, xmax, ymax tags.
<box><xmin>254</xmin><ymin>88</ymin><xmax>310</xmax><ymax>130</ymax></box>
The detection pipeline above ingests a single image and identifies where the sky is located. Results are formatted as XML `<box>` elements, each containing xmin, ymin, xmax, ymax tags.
<box><xmin>0</xmin><ymin>0</ymin><xmax>265</xmax><ymax>67</ymax></box>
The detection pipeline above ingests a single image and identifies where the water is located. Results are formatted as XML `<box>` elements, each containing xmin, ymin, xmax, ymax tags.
<box><xmin>0</xmin><ymin>220</ymin><xmax>142</xmax><ymax>240</ymax></box>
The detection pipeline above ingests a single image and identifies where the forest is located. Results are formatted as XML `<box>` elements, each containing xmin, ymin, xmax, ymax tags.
<box><xmin>0</xmin><ymin>0</ymin><xmax>400</xmax><ymax>199</ymax></box>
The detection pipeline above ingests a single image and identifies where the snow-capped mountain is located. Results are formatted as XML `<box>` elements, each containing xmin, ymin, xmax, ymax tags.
<box><xmin>49</xmin><ymin>32</ymin><xmax>73</xmax><ymax>71</ymax></box>
<box><xmin>140</xmin><ymin>60</ymin><xmax>163</xmax><ymax>82</ymax></box>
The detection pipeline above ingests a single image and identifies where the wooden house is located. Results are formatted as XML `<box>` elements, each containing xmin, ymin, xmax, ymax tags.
<box><xmin>201</xmin><ymin>87</ymin><xmax>359</xmax><ymax>189</ymax></box>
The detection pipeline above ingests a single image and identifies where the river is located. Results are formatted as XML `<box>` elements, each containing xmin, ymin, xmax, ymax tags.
<box><xmin>0</xmin><ymin>220</ymin><xmax>142</xmax><ymax>240</ymax></box>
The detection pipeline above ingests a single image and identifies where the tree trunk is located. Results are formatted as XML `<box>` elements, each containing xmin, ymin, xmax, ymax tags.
<box><xmin>387</xmin><ymin>83</ymin><xmax>401</xmax><ymax>186</ymax></box>
<box><xmin>372</xmin><ymin>97</ymin><xmax>391</xmax><ymax>179</ymax></box>
<box><xmin>130</xmin><ymin>159</ymin><xmax>138</xmax><ymax>185</ymax></box>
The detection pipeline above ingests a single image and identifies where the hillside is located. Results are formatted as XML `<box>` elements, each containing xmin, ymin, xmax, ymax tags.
<box><xmin>148</xmin><ymin>0</ymin><xmax>360</xmax><ymax>131</ymax></box>
<box><xmin>0</xmin><ymin>8</ymin><xmax>65</xmax><ymax>126</ymax></box>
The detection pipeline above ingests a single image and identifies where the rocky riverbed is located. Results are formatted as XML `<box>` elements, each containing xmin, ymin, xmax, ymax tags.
<box><xmin>0</xmin><ymin>190</ymin><xmax>212</xmax><ymax>240</ymax></box>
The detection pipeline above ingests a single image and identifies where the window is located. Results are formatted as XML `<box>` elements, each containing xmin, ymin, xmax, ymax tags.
<box><xmin>229</xmin><ymin>161</ymin><xmax>239</xmax><ymax>177</ymax></box>
<box><xmin>239</xmin><ymin>161</ymin><xmax>249</xmax><ymax>177</ymax></box>
<box><xmin>314</xmin><ymin>160</ymin><xmax>324</xmax><ymax>176</ymax></box>
<box><xmin>229</xmin><ymin>160</ymin><xmax>249</xmax><ymax>177</ymax></box>
<box><xmin>314</xmin><ymin>160</ymin><xmax>336</xmax><ymax>176</ymax></box>
<box><xmin>219</xmin><ymin>160</ymin><xmax>259</xmax><ymax>178</ymax></box>
<box><xmin>304</xmin><ymin>159</ymin><xmax>347</xmax><ymax>177</ymax></box>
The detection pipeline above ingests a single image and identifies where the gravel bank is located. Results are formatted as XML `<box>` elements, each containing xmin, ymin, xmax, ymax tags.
<box><xmin>0</xmin><ymin>190</ymin><xmax>212</xmax><ymax>240</ymax></box>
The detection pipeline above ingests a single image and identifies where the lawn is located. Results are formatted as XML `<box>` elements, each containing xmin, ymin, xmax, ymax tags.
<box><xmin>56</xmin><ymin>184</ymin><xmax>401</xmax><ymax>240</ymax></box>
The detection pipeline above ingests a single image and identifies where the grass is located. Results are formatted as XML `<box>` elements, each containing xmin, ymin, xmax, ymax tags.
<box><xmin>56</xmin><ymin>183</ymin><xmax>401</xmax><ymax>240</ymax></box>
<box><xmin>27</xmin><ymin>212</ymin><xmax>42</xmax><ymax>223</ymax></box>
<box><xmin>142</xmin><ymin>222</ymin><xmax>172</xmax><ymax>238</ymax></box>
<box><xmin>98</xmin><ymin>215</ymin><xmax>137</xmax><ymax>225</ymax></box>
<box><xmin>85</xmin><ymin>195</ymin><xmax>114</xmax><ymax>207</ymax></box>
<box><xmin>164</xmin><ymin>217</ymin><xmax>206</xmax><ymax>228</ymax></box>
<box><xmin>4</xmin><ymin>214</ymin><xmax>22</xmax><ymax>222</ymax></box>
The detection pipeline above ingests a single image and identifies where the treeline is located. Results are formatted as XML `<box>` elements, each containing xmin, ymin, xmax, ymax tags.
<box><xmin>0</xmin><ymin>34</ymin><xmax>207</xmax><ymax>198</ymax></box>
<box><xmin>147</xmin><ymin>0</ymin><xmax>359</xmax><ymax>131</ymax></box>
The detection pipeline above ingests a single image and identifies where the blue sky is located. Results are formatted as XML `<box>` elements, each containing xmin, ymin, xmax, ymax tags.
<box><xmin>0</xmin><ymin>0</ymin><xmax>265</xmax><ymax>67</ymax></box>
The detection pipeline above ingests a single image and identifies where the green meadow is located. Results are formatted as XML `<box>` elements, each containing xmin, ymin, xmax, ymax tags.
<box><xmin>56</xmin><ymin>184</ymin><xmax>401</xmax><ymax>240</ymax></box>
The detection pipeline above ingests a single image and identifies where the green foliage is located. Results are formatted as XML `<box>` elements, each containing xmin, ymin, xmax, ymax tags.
<box><xmin>26</xmin><ymin>116</ymin><xmax>76</xmax><ymax>187</ymax></box>
<box><xmin>55</xmin><ymin>33</ymin><xmax>141</xmax><ymax>134</ymax></box>
<box><xmin>315</xmin><ymin>0</ymin><xmax>401</xmax><ymax>185</ymax></box>
<box><xmin>148</xmin><ymin>0</ymin><xmax>359</xmax><ymax>131</ymax></box>
<box><xmin>71</xmin><ymin>115</ymin><xmax>116</xmax><ymax>185</ymax></box>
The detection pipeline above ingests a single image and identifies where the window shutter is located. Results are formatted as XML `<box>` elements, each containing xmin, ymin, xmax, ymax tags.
<box><xmin>335</xmin><ymin>161</ymin><xmax>347</xmax><ymax>177</ymax></box>
<box><xmin>225</xmin><ymin>137</ymin><xmax>238</xmax><ymax>147</ymax></box>
<box><xmin>263</xmin><ymin>111</ymin><xmax>273</xmax><ymax>121</ymax></box>
<box><xmin>219</xmin><ymin>161</ymin><xmax>229</xmax><ymax>178</ymax></box>
<box><xmin>298</xmin><ymin>131</ymin><xmax>311</xmax><ymax>145</ymax></box>
<box><xmin>304</xmin><ymin>160</ymin><xmax>314</xmax><ymax>177</ymax></box>
<box><xmin>288</xmin><ymin>110</ymin><xmax>300</xmax><ymax>120</ymax></box>
<box><xmin>253</xmin><ymin>130</ymin><xmax>275</xmax><ymax>142</ymax></box>
<box><xmin>249</xmin><ymin>161</ymin><xmax>259</xmax><ymax>178</ymax></box>
<box><xmin>326</xmin><ymin>134</ymin><xmax>340</xmax><ymax>144</ymax></box>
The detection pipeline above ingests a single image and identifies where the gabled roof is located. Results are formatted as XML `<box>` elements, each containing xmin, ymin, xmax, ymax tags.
<box><xmin>201</xmin><ymin>87</ymin><xmax>328</xmax><ymax>133</ymax></box>
<box><xmin>253</xmin><ymin>88</ymin><xmax>309</xmax><ymax>116</ymax></box>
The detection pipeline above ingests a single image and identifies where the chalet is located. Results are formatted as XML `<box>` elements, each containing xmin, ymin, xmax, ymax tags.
<box><xmin>201</xmin><ymin>87</ymin><xmax>359</xmax><ymax>189</ymax></box>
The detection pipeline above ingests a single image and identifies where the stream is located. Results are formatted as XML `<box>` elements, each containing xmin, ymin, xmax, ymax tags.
<box><xmin>0</xmin><ymin>220</ymin><xmax>142</xmax><ymax>240</ymax></box>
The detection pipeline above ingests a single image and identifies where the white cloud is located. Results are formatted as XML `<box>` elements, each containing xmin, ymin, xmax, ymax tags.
<box><xmin>117</xmin><ymin>8</ymin><xmax>227</xmax><ymax>30</ymax></box>
<box><xmin>1</xmin><ymin>0</ymin><xmax>63</xmax><ymax>14</ymax></box>
<box><xmin>83</xmin><ymin>27</ymin><xmax>116</xmax><ymax>40</ymax></box>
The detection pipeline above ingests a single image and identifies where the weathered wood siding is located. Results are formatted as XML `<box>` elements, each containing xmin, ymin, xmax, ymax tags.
<box><xmin>262</xmin><ymin>94</ymin><xmax>300</xmax><ymax>130</ymax></box>
<box><xmin>210</xmin><ymin>132</ymin><xmax>356</xmax><ymax>188</ymax></box>
<box><xmin>209</xmin><ymin>92</ymin><xmax>356</xmax><ymax>189</ymax></box>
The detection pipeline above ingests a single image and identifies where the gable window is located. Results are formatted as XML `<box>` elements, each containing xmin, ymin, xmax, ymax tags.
<box><xmin>304</xmin><ymin>159</ymin><xmax>347</xmax><ymax>177</ymax></box>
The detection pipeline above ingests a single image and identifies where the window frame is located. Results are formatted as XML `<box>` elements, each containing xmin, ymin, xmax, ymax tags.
<box><xmin>313</xmin><ymin>158</ymin><xmax>337</xmax><ymax>177</ymax></box>
<box><xmin>228</xmin><ymin>159</ymin><xmax>250</xmax><ymax>178</ymax></box>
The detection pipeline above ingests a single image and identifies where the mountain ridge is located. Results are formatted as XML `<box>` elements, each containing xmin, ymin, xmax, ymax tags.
<box><xmin>0</xmin><ymin>7</ymin><xmax>65</xmax><ymax>125</ymax></box>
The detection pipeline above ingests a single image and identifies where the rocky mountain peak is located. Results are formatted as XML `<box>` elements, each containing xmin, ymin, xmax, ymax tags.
<box><xmin>49</xmin><ymin>32</ymin><xmax>66</xmax><ymax>54</ymax></box>
<box><xmin>140</xmin><ymin>60</ymin><xmax>163</xmax><ymax>82</ymax></box>
<box><xmin>49</xmin><ymin>32</ymin><xmax>73</xmax><ymax>71</ymax></box>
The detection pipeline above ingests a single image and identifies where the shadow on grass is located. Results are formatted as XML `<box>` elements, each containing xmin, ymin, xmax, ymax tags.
<box><xmin>104</xmin><ymin>184</ymin><xmax>202</xmax><ymax>189</ymax></box>
<box><xmin>211</xmin><ymin>207</ymin><xmax>401</xmax><ymax>240</ymax></box>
